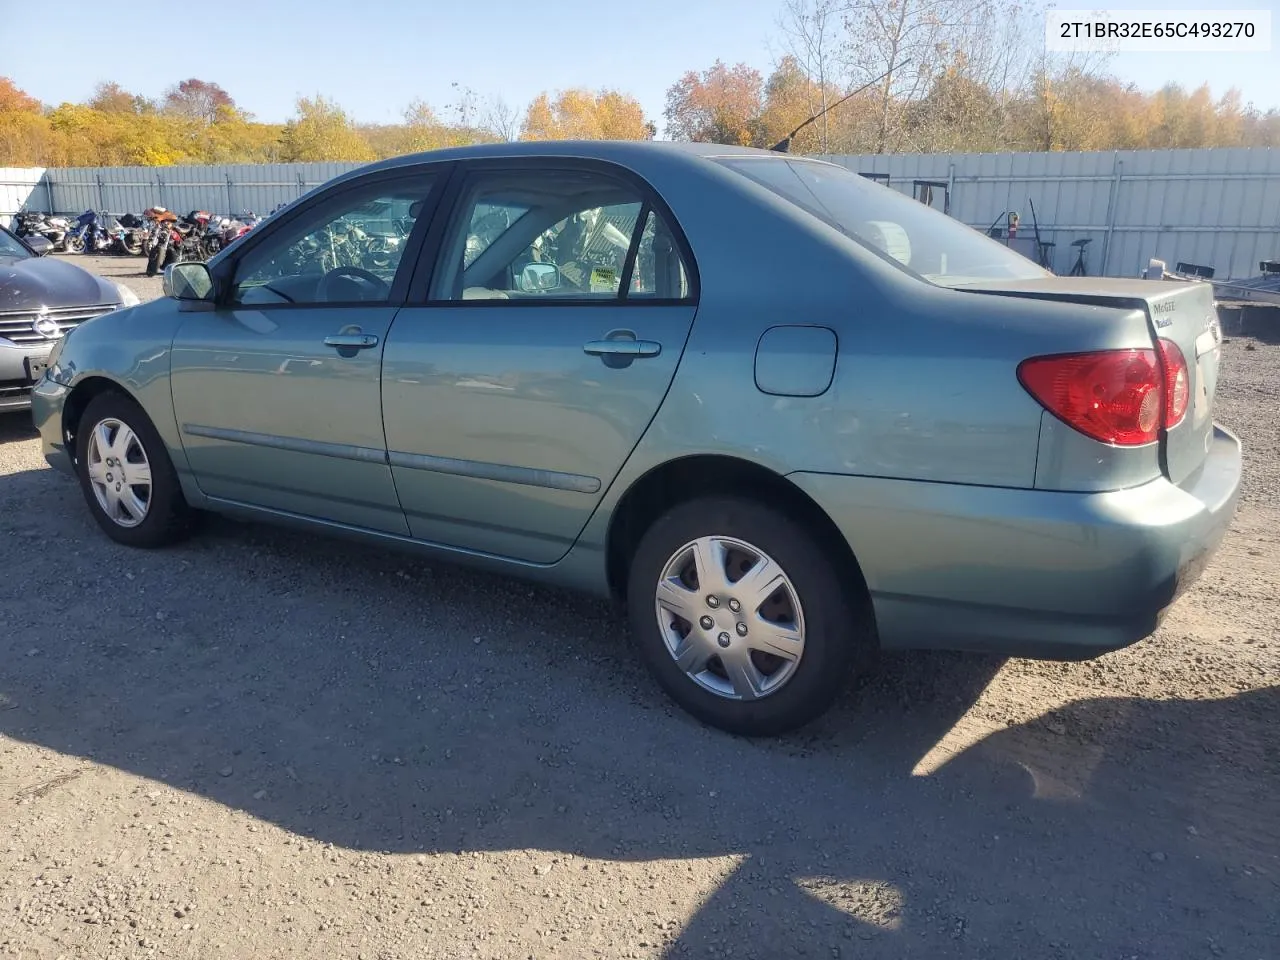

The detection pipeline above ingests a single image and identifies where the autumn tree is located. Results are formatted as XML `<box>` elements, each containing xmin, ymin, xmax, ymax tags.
<box><xmin>0</xmin><ymin>78</ymin><xmax>54</xmax><ymax>166</ymax></box>
<box><xmin>776</xmin><ymin>0</ymin><xmax>844</xmax><ymax>151</ymax></box>
<box><xmin>5</xmin><ymin>53</ymin><xmax>1280</xmax><ymax>169</ymax></box>
<box><xmin>520</xmin><ymin>89</ymin><xmax>654</xmax><ymax>140</ymax></box>
<box><xmin>904</xmin><ymin>65</ymin><xmax>1004</xmax><ymax>152</ymax></box>
<box><xmin>482</xmin><ymin>97</ymin><xmax>522</xmax><ymax>141</ymax></box>
<box><xmin>163</xmin><ymin>79</ymin><xmax>235</xmax><ymax>124</ymax></box>
<box><xmin>758</xmin><ymin>55</ymin><xmax>835</xmax><ymax>152</ymax></box>
<box><xmin>664</xmin><ymin>61</ymin><xmax>765</xmax><ymax>144</ymax></box>
<box><xmin>395</xmin><ymin>98</ymin><xmax>498</xmax><ymax>151</ymax></box>
<box><xmin>88</xmin><ymin>82</ymin><xmax>146</xmax><ymax>114</ymax></box>
<box><xmin>0</xmin><ymin>77</ymin><xmax>42</xmax><ymax>113</ymax></box>
<box><xmin>280</xmin><ymin>96</ymin><xmax>375</xmax><ymax>162</ymax></box>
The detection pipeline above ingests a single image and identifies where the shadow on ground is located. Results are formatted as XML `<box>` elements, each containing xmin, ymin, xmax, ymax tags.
<box><xmin>1222</xmin><ymin>309</ymin><xmax>1280</xmax><ymax>346</ymax></box>
<box><xmin>0</xmin><ymin>412</ymin><xmax>37</xmax><ymax>443</ymax></box>
<box><xmin>0</xmin><ymin>464</ymin><xmax>1276</xmax><ymax>958</ymax></box>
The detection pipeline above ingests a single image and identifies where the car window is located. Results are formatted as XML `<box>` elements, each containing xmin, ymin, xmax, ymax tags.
<box><xmin>433</xmin><ymin>168</ymin><xmax>679</xmax><ymax>302</ymax></box>
<box><xmin>0</xmin><ymin>228</ymin><xmax>31</xmax><ymax>259</ymax></box>
<box><xmin>229</xmin><ymin>174</ymin><xmax>436</xmax><ymax>306</ymax></box>
<box><xmin>464</xmin><ymin>202</ymin><xmax>530</xmax><ymax>268</ymax></box>
<box><xmin>630</xmin><ymin>209</ymin><xmax>691</xmax><ymax>299</ymax></box>
<box><xmin>716</xmin><ymin>157</ymin><xmax>1050</xmax><ymax>288</ymax></box>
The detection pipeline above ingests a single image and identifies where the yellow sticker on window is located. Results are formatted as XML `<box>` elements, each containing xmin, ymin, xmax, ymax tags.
<box><xmin>589</xmin><ymin>266</ymin><xmax>618</xmax><ymax>293</ymax></box>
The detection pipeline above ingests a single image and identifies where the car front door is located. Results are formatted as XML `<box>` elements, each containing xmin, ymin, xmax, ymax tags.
<box><xmin>169</xmin><ymin>167</ymin><xmax>447</xmax><ymax>533</ymax></box>
<box><xmin>381</xmin><ymin>160</ymin><xmax>698</xmax><ymax>563</ymax></box>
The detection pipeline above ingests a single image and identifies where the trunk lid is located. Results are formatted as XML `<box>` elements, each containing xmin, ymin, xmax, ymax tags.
<box><xmin>956</xmin><ymin>277</ymin><xmax>1223</xmax><ymax>485</ymax></box>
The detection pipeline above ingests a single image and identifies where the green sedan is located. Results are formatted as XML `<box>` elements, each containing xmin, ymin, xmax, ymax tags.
<box><xmin>30</xmin><ymin>142</ymin><xmax>1242</xmax><ymax>736</ymax></box>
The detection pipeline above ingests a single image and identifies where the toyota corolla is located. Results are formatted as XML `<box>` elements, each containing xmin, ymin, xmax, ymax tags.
<box><xmin>30</xmin><ymin>142</ymin><xmax>1241</xmax><ymax>736</ymax></box>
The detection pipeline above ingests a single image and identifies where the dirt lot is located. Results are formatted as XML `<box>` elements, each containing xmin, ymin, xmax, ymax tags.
<box><xmin>1</xmin><ymin>255</ymin><xmax>1276</xmax><ymax>960</ymax></box>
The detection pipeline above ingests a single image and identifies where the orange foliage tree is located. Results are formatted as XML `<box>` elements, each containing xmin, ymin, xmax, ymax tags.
<box><xmin>3</xmin><ymin>23</ymin><xmax>1280</xmax><ymax>172</ymax></box>
<box><xmin>521</xmin><ymin>89</ymin><xmax>655</xmax><ymax>141</ymax></box>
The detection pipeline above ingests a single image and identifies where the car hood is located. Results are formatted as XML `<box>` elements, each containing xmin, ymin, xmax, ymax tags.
<box><xmin>0</xmin><ymin>254</ymin><xmax>120</xmax><ymax>313</ymax></box>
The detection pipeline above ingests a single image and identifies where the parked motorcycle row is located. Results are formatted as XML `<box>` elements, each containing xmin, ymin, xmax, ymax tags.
<box><xmin>13</xmin><ymin>208</ymin><xmax>264</xmax><ymax>277</ymax></box>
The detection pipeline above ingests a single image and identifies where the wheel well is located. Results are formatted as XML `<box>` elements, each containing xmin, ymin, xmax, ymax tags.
<box><xmin>605</xmin><ymin>454</ymin><xmax>873</xmax><ymax>614</ymax></box>
<box><xmin>62</xmin><ymin>377</ymin><xmax>132</xmax><ymax>456</ymax></box>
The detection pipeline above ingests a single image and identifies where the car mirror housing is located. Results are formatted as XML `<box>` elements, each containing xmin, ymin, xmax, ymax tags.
<box><xmin>25</xmin><ymin>234</ymin><xmax>54</xmax><ymax>256</ymax></box>
<box><xmin>518</xmin><ymin>262</ymin><xmax>562</xmax><ymax>293</ymax></box>
<box><xmin>164</xmin><ymin>262</ymin><xmax>215</xmax><ymax>302</ymax></box>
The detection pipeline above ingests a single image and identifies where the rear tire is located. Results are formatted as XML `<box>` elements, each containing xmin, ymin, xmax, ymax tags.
<box><xmin>74</xmin><ymin>391</ymin><xmax>194</xmax><ymax>548</ymax></box>
<box><xmin>626</xmin><ymin>496</ymin><xmax>870</xmax><ymax>737</ymax></box>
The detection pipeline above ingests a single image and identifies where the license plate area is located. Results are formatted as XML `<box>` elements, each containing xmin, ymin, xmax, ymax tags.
<box><xmin>24</xmin><ymin>357</ymin><xmax>49</xmax><ymax>383</ymax></box>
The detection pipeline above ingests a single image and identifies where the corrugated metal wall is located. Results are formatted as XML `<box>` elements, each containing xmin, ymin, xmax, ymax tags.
<box><xmin>0</xmin><ymin>168</ymin><xmax>47</xmax><ymax>229</ymax></box>
<box><xmin>3</xmin><ymin>148</ymin><xmax>1278</xmax><ymax>280</ymax></box>
<box><xmin>823</xmin><ymin>147</ymin><xmax>1280</xmax><ymax>280</ymax></box>
<box><xmin>35</xmin><ymin>162</ymin><xmax>360</xmax><ymax>222</ymax></box>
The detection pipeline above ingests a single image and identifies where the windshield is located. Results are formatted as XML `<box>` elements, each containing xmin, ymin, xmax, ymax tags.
<box><xmin>0</xmin><ymin>227</ymin><xmax>32</xmax><ymax>259</ymax></box>
<box><xmin>716</xmin><ymin>157</ymin><xmax>1050</xmax><ymax>287</ymax></box>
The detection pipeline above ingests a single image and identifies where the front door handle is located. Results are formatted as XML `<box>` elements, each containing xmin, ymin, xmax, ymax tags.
<box><xmin>323</xmin><ymin>333</ymin><xmax>379</xmax><ymax>350</ymax></box>
<box><xmin>583</xmin><ymin>339</ymin><xmax>661</xmax><ymax>358</ymax></box>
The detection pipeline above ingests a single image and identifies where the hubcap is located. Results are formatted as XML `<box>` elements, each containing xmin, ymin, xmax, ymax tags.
<box><xmin>86</xmin><ymin>418</ymin><xmax>153</xmax><ymax>528</ymax></box>
<box><xmin>654</xmin><ymin>536</ymin><xmax>806</xmax><ymax>702</ymax></box>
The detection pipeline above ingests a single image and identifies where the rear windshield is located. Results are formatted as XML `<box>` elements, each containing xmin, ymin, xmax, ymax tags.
<box><xmin>716</xmin><ymin>156</ymin><xmax>1050</xmax><ymax>288</ymax></box>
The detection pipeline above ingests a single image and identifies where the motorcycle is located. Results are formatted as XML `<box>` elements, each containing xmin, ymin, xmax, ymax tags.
<box><xmin>65</xmin><ymin>210</ymin><xmax>113</xmax><ymax>254</ymax></box>
<box><xmin>114</xmin><ymin>212</ymin><xmax>146</xmax><ymax>255</ymax></box>
<box><xmin>13</xmin><ymin>212</ymin><xmax>70</xmax><ymax>251</ymax></box>
<box><xmin>185</xmin><ymin>211</ymin><xmax>214</xmax><ymax>260</ymax></box>
<box><xmin>141</xmin><ymin>207</ymin><xmax>171</xmax><ymax>258</ymax></box>
<box><xmin>144</xmin><ymin>209</ymin><xmax>181</xmax><ymax>276</ymax></box>
<box><xmin>144</xmin><ymin>211</ymin><xmax>208</xmax><ymax>276</ymax></box>
<box><xmin>220</xmin><ymin>212</ymin><xmax>260</xmax><ymax>250</ymax></box>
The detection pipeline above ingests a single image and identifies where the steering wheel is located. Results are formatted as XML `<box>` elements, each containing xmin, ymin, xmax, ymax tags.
<box><xmin>315</xmin><ymin>266</ymin><xmax>389</xmax><ymax>302</ymax></box>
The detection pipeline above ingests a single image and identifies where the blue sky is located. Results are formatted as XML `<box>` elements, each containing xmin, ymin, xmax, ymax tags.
<box><xmin>4</xmin><ymin>0</ymin><xmax>1277</xmax><ymax>132</ymax></box>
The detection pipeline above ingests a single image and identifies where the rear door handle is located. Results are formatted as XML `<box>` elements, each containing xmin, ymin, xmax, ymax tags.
<box><xmin>323</xmin><ymin>334</ymin><xmax>379</xmax><ymax>350</ymax></box>
<box><xmin>583</xmin><ymin>339</ymin><xmax>661</xmax><ymax>358</ymax></box>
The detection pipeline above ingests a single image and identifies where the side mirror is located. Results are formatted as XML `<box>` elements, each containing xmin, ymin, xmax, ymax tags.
<box><xmin>518</xmin><ymin>262</ymin><xmax>562</xmax><ymax>293</ymax></box>
<box><xmin>25</xmin><ymin>234</ymin><xmax>53</xmax><ymax>256</ymax></box>
<box><xmin>164</xmin><ymin>261</ymin><xmax>215</xmax><ymax>302</ymax></box>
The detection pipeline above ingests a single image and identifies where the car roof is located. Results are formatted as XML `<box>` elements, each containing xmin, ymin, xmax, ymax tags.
<box><xmin>339</xmin><ymin>140</ymin><xmax>799</xmax><ymax>181</ymax></box>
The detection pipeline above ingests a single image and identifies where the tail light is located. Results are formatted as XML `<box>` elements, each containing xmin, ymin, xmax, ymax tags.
<box><xmin>1017</xmin><ymin>340</ymin><xmax>1189</xmax><ymax>446</ymax></box>
<box><xmin>1157</xmin><ymin>339</ymin><xmax>1190</xmax><ymax>428</ymax></box>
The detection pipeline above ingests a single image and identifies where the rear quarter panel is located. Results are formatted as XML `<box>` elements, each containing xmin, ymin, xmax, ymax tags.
<box><xmin>598</xmin><ymin>157</ymin><xmax>1155</xmax><ymax>494</ymax></box>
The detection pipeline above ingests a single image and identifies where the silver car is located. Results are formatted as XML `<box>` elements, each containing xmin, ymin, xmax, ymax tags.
<box><xmin>1</xmin><ymin>225</ymin><xmax>137</xmax><ymax>412</ymax></box>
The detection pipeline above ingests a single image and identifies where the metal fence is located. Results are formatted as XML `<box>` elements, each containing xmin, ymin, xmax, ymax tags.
<box><xmin>0</xmin><ymin>162</ymin><xmax>357</xmax><ymax>227</ymax></box>
<box><xmin>3</xmin><ymin>147</ymin><xmax>1279</xmax><ymax>280</ymax></box>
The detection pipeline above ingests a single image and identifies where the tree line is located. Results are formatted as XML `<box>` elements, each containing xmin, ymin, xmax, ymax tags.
<box><xmin>2</xmin><ymin>0</ymin><xmax>1278</xmax><ymax>167</ymax></box>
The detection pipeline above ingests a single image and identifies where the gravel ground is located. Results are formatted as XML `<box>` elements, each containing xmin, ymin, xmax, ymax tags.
<box><xmin>1</xmin><ymin>255</ymin><xmax>1276</xmax><ymax>960</ymax></box>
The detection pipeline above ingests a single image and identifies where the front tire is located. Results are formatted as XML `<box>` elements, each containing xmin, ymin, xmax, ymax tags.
<box><xmin>74</xmin><ymin>391</ymin><xmax>194</xmax><ymax>548</ymax></box>
<box><xmin>626</xmin><ymin>497</ymin><xmax>870</xmax><ymax>737</ymax></box>
<box><xmin>145</xmin><ymin>243</ymin><xmax>164</xmax><ymax>276</ymax></box>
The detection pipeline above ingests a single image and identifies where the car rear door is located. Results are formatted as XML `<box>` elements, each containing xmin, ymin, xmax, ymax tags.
<box><xmin>380</xmin><ymin>159</ymin><xmax>699</xmax><ymax>563</ymax></box>
<box><xmin>169</xmin><ymin>166</ymin><xmax>449</xmax><ymax>534</ymax></box>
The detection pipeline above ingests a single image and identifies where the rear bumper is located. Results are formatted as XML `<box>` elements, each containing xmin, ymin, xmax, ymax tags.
<box><xmin>789</xmin><ymin>423</ymin><xmax>1242</xmax><ymax>660</ymax></box>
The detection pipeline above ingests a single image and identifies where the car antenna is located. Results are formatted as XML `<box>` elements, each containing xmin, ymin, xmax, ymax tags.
<box><xmin>768</xmin><ymin>62</ymin><xmax>907</xmax><ymax>154</ymax></box>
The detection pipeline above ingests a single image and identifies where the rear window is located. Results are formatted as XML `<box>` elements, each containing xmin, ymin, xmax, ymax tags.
<box><xmin>716</xmin><ymin>156</ymin><xmax>1050</xmax><ymax>288</ymax></box>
